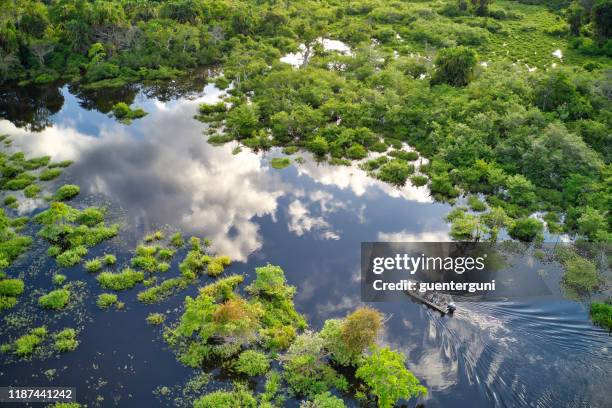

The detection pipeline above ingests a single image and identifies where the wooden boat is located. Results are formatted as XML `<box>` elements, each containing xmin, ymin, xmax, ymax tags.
<box><xmin>404</xmin><ymin>288</ymin><xmax>455</xmax><ymax>315</ymax></box>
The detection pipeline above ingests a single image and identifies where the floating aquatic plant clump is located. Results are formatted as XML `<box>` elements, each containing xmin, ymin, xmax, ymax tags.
<box><xmin>111</xmin><ymin>102</ymin><xmax>148</xmax><ymax>124</ymax></box>
<box><xmin>54</xmin><ymin>184</ymin><xmax>80</xmax><ymax>201</ymax></box>
<box><xmin>96</xmin><ymin>293</ymin><xmax>123</xmax><ymax>310</ymax></box>
<box><xmin>38</xmin><ymin>288</ymin><xmax>71</xmax><ymax>310</ymax></box>
<box><xmin>178</xmin><ymin>237</ymin><xmax>231</xmax><ymax>279</ymax></box>
<box><xmin>97</xmin><ymin>268</ymin><xmax>145</xmax><ymax>291</ymax></box>
<box><xmin>53</xmin><ymin>328</ymin><xmax>79</xmax><ymax>352</ymax></box>
<box><xmin>0</xmin><ymin>277</ymin><xmax>25</xmax><ymax>311</ymax></box>
<box><xmin>35</xmin><ymin>202</ymin><xmax>119</xmax><ymax>267</ymax></box>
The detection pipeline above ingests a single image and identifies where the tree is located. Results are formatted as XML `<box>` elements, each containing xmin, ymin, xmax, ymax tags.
<box><xmin>377</xmin><ymin>159</ymin><xmax>413</xmax><ymax>186</ymax></box>
<box><xmin>431</xmin><ymin>46</ymin><xmax>477</xmax><ymax>87</ymax></box>
<box><xmin>592</xmin><ymin>0</ymin><xmax>612</xmax><ymax>45</ymax></box>
<box><xmin>355</xmin><ymin>347</ymin><xmax>427</xmax><ymax>408</ymax></box>
<box><xmin>567</xmin><ymin>2</ymin><xmax>585</xmax><ymax>36</ymax></box>
<box><xmin>341</xmin><ymin>307</ymin><xmax>382</xmax><ymax>355</ymax></box>
<box><xmin>29</xmin><ymin>39</ymin><xmax>55</xmax><ymax>66</ymax></box>
<box><xmin>226</xmin><ymin>104</ymin><xmax>260</xmax><ymax>138</ymax></box>
<box><xmin>321</xmin><ymin>307</ymin><xmax>383</xmax><ymax>366</ymax></box>
<box><xmin>306</xmin><ymin>136</ymin><xmax>329</xmax><ymax>156</ymax></box>
<box><xmin>450</xmin><ymin>214</ymin><xmax>486</xmax><ymax>241</ymax></box>
<box><xmin>577</xmin><ymin>206</ymin><xmax>608</xmax><ymax>241</ymax></box>
<box><xmin>509</xmin><ymin>218</ymin><xmax>544</xmax><ymax>241</ymax></box>
<box><xmin>470</xmin><ymin>0</ymin><xmax>490</xmax><ymax>16</ymax></box>
<box><xmin>505</xmin><ymin>175</ymin><xmax>536</xmax><ymax>208</ymax></box>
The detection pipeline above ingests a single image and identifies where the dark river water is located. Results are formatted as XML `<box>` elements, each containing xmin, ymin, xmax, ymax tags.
<box><xmin>0</xmin><ymin>79</ymin><xmax>610</xmax><ymax>408</ymax></box>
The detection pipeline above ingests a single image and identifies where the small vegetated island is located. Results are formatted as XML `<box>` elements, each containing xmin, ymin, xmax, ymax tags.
<box><xmin>1</xmin><ymin>0</ymin><xmax>611</xmax><ymax>406</ymax></box>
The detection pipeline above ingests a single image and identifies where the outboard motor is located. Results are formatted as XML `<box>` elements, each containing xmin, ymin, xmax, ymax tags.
<box><xmin>447</xmin><ymin>302</ymin><xmax>456</xmax><ymax>314</ymax></box>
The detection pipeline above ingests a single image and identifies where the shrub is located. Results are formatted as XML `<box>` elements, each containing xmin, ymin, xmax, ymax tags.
<box><xmin>54</xmin><ymin>328</ymin><xmax>78</xmax><ymax>352</ymax></box>
<box><xmin>377</xmin><ymin>159</ymin><xmax>413</xmax><ymax>186</ymax></box>
<box><xmin>388</xmin><ymin>150</ymin><xmax>418</xmax><ymax>161</ymax></box>
<box><xmin>410</xmin><ymin>175</ymin><xmax>428</xmax><ymax>187</ymax></box>
<box><xmin>509</xmin><ymin>218</ymin><xmax>543</xmax><ymax>242</ymax></box>
<box><xmin>48</xmin><ymin>160</ymin><xmax>73</xmax><ymax>168</ymax></box>
<box><xmin>306</xmin><ymin>136</ymin><xmax>329</xmax><ymax>156</ymax></box>
<box><xmin>157</xmin><ymin>249</ymin><xmax>174</xmax><ymax>261</ymax></box>
<box><xmin>112</xmin><ymin>102</ymin><xmax>130</xmax><ymax>119</ymax></box>
<box><xmin>346</xmin><ymin>144</ymin><xmax>368</xmax><ymax>160</ymax></box>
<box><xmin>468</xmin><ymin>196</ymin><xmax>487</xmax><ymax>212</ymax></box>
<box><xmin>199</xmin><ymin>102</ymin><xmax>227</xmax><ymax>115</ymax></box>
<box><xmin>563</xmin><ymin>257</ymin><xmax>600</xmax><ymax>293</ymax></box>
<box><xmin>590</xmin><ymin>301</ymin><xmax>612</xmax><ymax>330</ymax></box>
<box><xmin>55</xmin><ymin>184</ymin><xmax>80</xmax><ymax>201</ymax></box>
<box><xmin>39</xmin><ymin>288</ymin><xmax>70</xmax><ymax>309</ymax></box>
<box><xmin>322</xmin><ymin>307</ymin><xmax>382</xmax><ymax>366</ymax></box>
<box><xmin>283</xmin><ymin>332</ymin><xmax>348</xmax><ymax>397</ymax></box>
<box><xmin>0</xmin><ymin>296</ymin><xmax>17</xmax><ymax>310</ymax></box>
<box><xmin>431</xmin><ymin>46</ymin><xmax>477</xmax><ymax>87</ymax></box>
<box><xmin>234</xmin><ymin>350</ymin><xmax>269</xmax><ymax>376</ymax></box>
<box><xmin>300</xmin><ymin>392</ymin><xmax>346</xmax><ymax>408</ymax></box>
<box><xmin>193</xmin><ymin>385</ymin><xmax>257</xmax><ymax>408</ymax></box>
